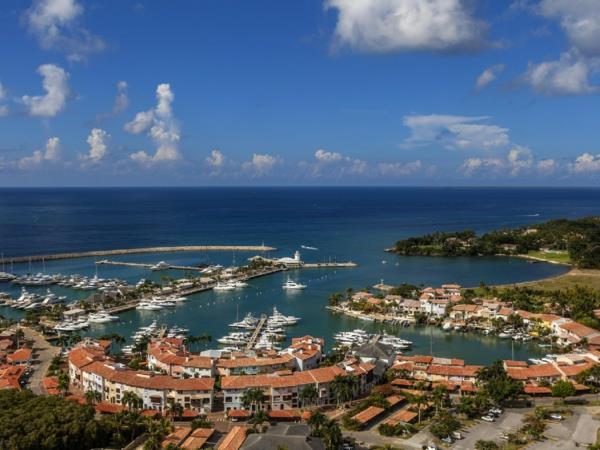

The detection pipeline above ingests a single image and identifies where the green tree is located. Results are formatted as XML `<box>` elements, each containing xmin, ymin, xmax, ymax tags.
<box><xmin>307</xmin><ymin>411</ymin><xmax>327</xmax><ymax>436</ymax></box>
<box><xmin>57</xmin><ymin>370</ymin><xmax>70</xmax><ymax>396</ymax></box>
<box><xmin>85</xmin><ymin>389</ymin><xmax>101</xmax><ymax>405</ymax></box>
<box><xmin>551</xmin><ymin>380</ymin><xmax>576</xmax><ymax>401</ymax></box>
<box><xmin>477</xmin><ymin>360</ymin><xmax>523</xmax><ymax>405</ymax></box>
<box><xmin>429</xmin><ymin>411</ymin><xmax>461</xmax><ymax>439</ymax></box>
<box><xmin>474</xmin><ymin>440</ymin><xmax>500</xmax><ymax>450</ymax></box>
<box><xmin>299</xmin><ymin>384</ymin><xmax>318</xmax><ymax>408</ymax></box>
<box><xmin>167</xmin><ymin>400</ymin><xmax>184</xmax><ymax>422</ymax></box>
<box><xmin>320</xmin><ymin>419</ymin><xmax>342</xmax><ymax>450</ymax></box>
<box><xmin>330</xmin><ymin>375</ymin><xmax>357</xmax><ymax>407</ymax></box>
<box><xmin>122</xmin><ymin>391</ymin><xmax>143</xmax><ymax>412</ymax></box>
<box><xmin>241</xmin><ymin>387</ymin><xmax>266</xmax><ymax>412</ymax></box>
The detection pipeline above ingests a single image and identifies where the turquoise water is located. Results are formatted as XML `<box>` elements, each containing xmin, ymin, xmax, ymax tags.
<box><xmin>0</xmin><ymin>187</ymin><xmax>593</xmax><ymax>364</ymax></box>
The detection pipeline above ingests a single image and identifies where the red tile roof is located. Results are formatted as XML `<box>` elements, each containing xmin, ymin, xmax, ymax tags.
<box><xmin>352</xmin><ymin>406</ymin><xmax>385</xmax><ymax>424</ymax></box>
<box><xmin>217</xmin><ymin>425</ymin><xmax>246</xmax><ymax>450</ymax></box>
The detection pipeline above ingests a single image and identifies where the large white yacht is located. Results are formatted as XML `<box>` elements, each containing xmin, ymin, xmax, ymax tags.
<box><xmin>136</xmin><ymin>301</ymin><xmax>163</xmax><ymax>311</ymax></box>
<box><xmin>282</xmin><ymin>279</ymin><xmax>306</xmax><ymax>290</ymax></box>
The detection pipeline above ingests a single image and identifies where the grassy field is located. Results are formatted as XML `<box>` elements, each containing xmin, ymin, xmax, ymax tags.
<box><xmin>516</xmin><ymin>269</ymin><xmax>600</xmax><ymax>291</ymax></box>
<box><xmin>525</xmin><ymin>250</ymin><xmax>572</xmax><ymax>265</ymax></box>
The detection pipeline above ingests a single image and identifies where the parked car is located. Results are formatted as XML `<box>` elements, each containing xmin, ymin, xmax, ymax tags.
<box><xmin>441</xmin><ymin>436</ymin><xmax>454</xmax><ymax>444</ymax></box>
<box><xmin>424</xmin><ymin>443</ymin><xmax>439</xmax><ymax>450</ymax></box>
<box><xmin>490</xmin><ymin>407</ymin><xmax>503</xmax><ymax>415</ymax></box>
<box><xmin>481</xmin><ymin>415</ymin><xmax>495</xmax><ymax>422</ymax></box>
<box><xmin>452</xmin><ymin>431</ymin><xmax>463</xmax><ymax>440</ymax></box>
<box><xmin>550</xmin><ymin>413</ymin><xmax>563</xmax><ymax>421</ymax></box>
<box><xmin>499</xmin><ymin>432</ymin><xmax>509</xmax><ymax>440</ymax></box>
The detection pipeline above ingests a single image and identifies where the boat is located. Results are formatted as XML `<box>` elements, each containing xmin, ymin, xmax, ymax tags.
<box><xmin>230</xmin><ymin>280</ymin><xmax>248</xmax><ymax>288</ymax></box>
<box><xmin>229</xmin><ymin>313</ymin><xmax>258</xmax><ymax>329</ymax></box>
<box><xmin>0</xmin><ymin>272</ymin><xmax>16</xmax><ymax>281</ymax></box>
<box><xmin>136</xmin><ymin>301</ymin><xmax>163</xmax><ymax>311</ymax></box>
<box><xmin>214</xmin><ymin>282</ymin><xmax>235</xmax><ymax>291</ymax></box>
<box><xmin>498</xmin><ymin>331</ymin><xmax>513</xmax><ymax>339</ymax></box>
<box><xmin>282</xmin><ymin>279</ymin><xmax>306</xmax><ymax>290</ymax></box>
<box><xmin>442</xmin><ymin>321</ymin><xmax>453</xmax><ymax>331</ymax></box>
<box><xmin>88</xmin><ymin>311</ymin><xmax>119</xmax><ymax>323</ymax></box>
<box><xmin>150</xmin><ymin>261</ymin><xmax>170</xmax><ymax>271</ymax></box>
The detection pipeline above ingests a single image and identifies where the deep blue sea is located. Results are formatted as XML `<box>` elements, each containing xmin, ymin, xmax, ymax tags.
<box><xmin>0</xmin><ymin>187</ymin><xmax>599</xmax><ymax>364</ymax></box>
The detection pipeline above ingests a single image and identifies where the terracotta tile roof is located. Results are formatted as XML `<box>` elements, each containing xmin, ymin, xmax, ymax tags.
<box><xmin>384</xmin><ymin>407</ymin><xmax>418</xmax><ymax>425</ymax></box>
<box><xmin>452</xmin><ymin>304</ymin><xmax>479</xmax><ymax>312</ymax></box>
<box><xmin>68</xmin><ymin>347</ymin><xmax>106</xmax><ymax>369</ymax></box>
<box><xmin>459</xmin><ymin>382</ymin><xmax>478</xmax><ymax>392</ymax></box>
<box><xmin>42</xmin><ymin>376</ymin><xmax>60</xmax><ymax>395</ymax></box>
<box><xmin>95</xmin><ymin>402</ymin><xmax>124</xmax><ymax>414</ymax></box>
<box><xmin>560</xmin><ymin>321</ymin><xmax>600</xmax><ymax>339</ymax></box>
<box><xmin>431</xmin><ymin>357</ymin><xmax>465</xmax><ymax>366</ymax></box>
<box><xmin>504</xmin><ymin>360</ymin><xmax>528</xmax><ymax>367</ymax></box>
<box><xmin>221</xmin><ymin>366</ymin><xmax>346</xmax><ymax>390</ymax></box>
<box><xmin>268</xmin><ymin>409</ymin><xmax>301</xmax><ymax>419</ymax></box>
<box><xmin>217</xmin><ymin>425</ymin><xmax>246</xmax><ymax>450</ymax></box>
<box><xmin>397</xmin><ymin>355</ymin><xmax>433</xmax><ymax>364</ymax></box>
<box><xmin>523</xmin><ymin>385</ymin><xmax>552</xmax><ymax>394</ymax></box>
<box><xmin>83</xmin><ymin>361</ymin><xmax>215</xmax><ymax>391</ymax></box>
<box><xmin>385</xmin><ymin>395</ymin><xmax>404</xmax><ymax>407</ymax></box>
<box><xmin>558</xmin><ymin>363</ymin><xmax>594</xmax><ymax>377</ymax></box>
<box><xmin>426</xmin><ymin>365</ymin><xmax>481</xmax><ymax>377</ymax></box>
<box><xmin>0</xmin><ymin>365</ymin><xmax>25</xmax><ymax>389</ymax></box>
<box><xmin>7</xmin><ymin>348</ymin><xmax>32</xmax><ymax>363</ymax></box>
<box><xmin>181</xmin><ymin>428</ymin><xmax>215</xmax><ymax>450</ymax></box>
<box><xmin>353</xmin><ymin>406</ymin><xmax>385</xmax><ymax>424</ymax></box>
<box><xmin>391</xmin><ymin>378</ymin><xmax>413</xmax><ymax>387</ymax></box>
<box><xmin>162</xmin><ymin>427</ymin><xmax>191</xmax><ymax>448</ymax></box>
<box><xmin>508</xmin><ymin>364</ymin><xmax>561</xmax><ymax>380</ymax></box>
<box><xmin>216</xmin><ymin>354</ymin><xmax>294</xmax><ymax>369</ymax></box>
<box><xmin>227</xmin><ymin>409</ymin><xmax>251</xmax><ymax>418</ymax></box>
<box><xmin>432</xmin><ymin>380</ymin><xmax>458</xmax><ymax>391</ymax></box>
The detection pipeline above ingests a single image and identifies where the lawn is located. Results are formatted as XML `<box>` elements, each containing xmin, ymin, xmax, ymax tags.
<box><xmin>526</xmin><ymin>250</ymin><xmax>572</xmax><ymax>265</ymax></box>
<box><xmin>519</xmin><ymin>269</ymin><xmax>600</xmax><ymax>291</ymax></box>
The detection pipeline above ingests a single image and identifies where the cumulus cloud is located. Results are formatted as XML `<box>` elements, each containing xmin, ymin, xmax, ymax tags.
<box><xmin>25</xmin><ymin>0</ymin><xmax>105</xmax><ymax>61</ymax></box>
<box><xmin>524</xmin><ymin>51</ymin><xmax>598</xmax><ymax>95</ymax></box>
<box><xmin>206</xmin><ymin>149</ymin><xmax>225</xmax><ymax>169</ymax></box>
<box><xmin>537</xmin><ymin>158</ymin><xmax>557</xmax><ymax>174</ymax></box>
<box><xmin>325</xmin><ymin>0</ymin><xmax>486</xmax><ymax>53</ymax></box>
<box><xmin>242</xmin><ymin>153</ymin><xmax>280</xmax><ymax>177</ymax></box>
<box><xmin>125</xmin><ymin>83</ymin><xmax>181</xmax><ymax>164</ymax></box>
<box><xmin>378</xmin><ymin>160</ymin><xmax>423</xmax><ymax>176</ymax></box>
<box><xmin>402</xmin><ymin>114</ymin><xmax>510</xmax><ymax>150</ymax></box>
<box><xmin>460</xmin><ymin>156</ymin><xmax>505</xmax><ymax>175</ymax></box>
<box><xmin>476</xmin><ymin>64</ymin><xmax>505</xmax><ymax>89</ymax></box>
<box><xmin>507</xmin><ymin>146</ymin><xmax>533</xmax><ymax>175</ymax></box>
<box><xmin>539</xmin><ymin>0</ymin><xmax>600</xmax><ymax>57</ymax></box>
<box><xmin>569</xmin><ymin>153</ymin><xmax>600</xmax><ymax>173</ymax></box>
<box><xmin>79</xmin><ymin>128</ymin><xmax>109</xmax><ymax>165</ymax></box>
<box><xmin>314</xmin><ymin>149</ymin><xmax>343</xmax><ymax>163</ymax></box>
<box><xmin>18</xmin><ymin>137</ymin><xmax>61</xmax><ymax>169</ymax></box>
<box><xmin>22</xmin><ymin>64</ymin><xmax>69</xmax><ymax>117</ymax></box>
<box><xmin>96</xmin><ymin>81</ymin><xmax>128</xmax><ymax>122</ymax></box>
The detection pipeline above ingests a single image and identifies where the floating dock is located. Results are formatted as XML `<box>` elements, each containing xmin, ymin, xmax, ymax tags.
<box><xmin>245</xmin><ymin>314</ymin><xmax>268</xmax><ymax>350</ymax></box>
<box><xmin>5</xmin><ymin>245</ymin><xmax>276</xmax><ymax>264</ymax></box>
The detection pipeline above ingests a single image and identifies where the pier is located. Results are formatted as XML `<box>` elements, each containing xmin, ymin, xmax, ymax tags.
<box><xmin>6</xmin><ymin>244</ymin><xmax>276</xmax><ymax>264</ymax></box>
<box><xmin>245</xmin><ymin>314</ymin><xmax>267</xmax><ymax>350</ymax></box>
<box><xmin>302</xmin><ymin>262</ymin><xmax>357</xmax><ymax>268</ymax></box>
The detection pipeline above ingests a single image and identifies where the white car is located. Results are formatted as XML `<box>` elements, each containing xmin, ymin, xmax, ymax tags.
<box><xmin>452</xmin><ymin>431</ymin><xmax>463</xmax><ymax>440</ymax></box>
<box><xmin>425</xmin><ymin>445</ymin><xmax>439</xmax><ymax>450</ymax></box>
<box><xmin>550</xmin><ymin>413</ymin><xmax>563</xmax><ymax>421</ymax></box>
<box><xmin>481</xmin><ymin>415</ymin><xmax>495</xmax><ymax>422</ymax></box>
<box><xmin>490</xmin><ymin>407</ymin><xmax>503</xmax><ymax>415</ymax></box>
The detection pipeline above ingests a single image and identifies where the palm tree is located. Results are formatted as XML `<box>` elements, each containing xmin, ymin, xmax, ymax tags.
<box><xmin>85</xmin><ymin>389</ymin><xmax>101</xmax><ymax>405</ymax></box>
<box><xmin>122</xmin><ymin>391</ymin><xmax>143</xmax><ymax>412</ymax></box>
<box><xmin>330</xmin><ymin>375</ymin><xmax>356</xmax><ymax>407</ymax></box>
<box><xmin>307</xmin><ymin>411</ymin><xmax>327</xmax><ymax>436</ymax></box>
<box><xmin>320</xmin><ymin>419</ymin><xmax>342</xmax><ymax>450</ymax></box>
<box><xmin>250</xmin><ymin>410</ymin><xmax>270</xmax><ymax>427</ymax></box>
<box><xmin>431</xmin><ymin>385</ymin><xmax>448</xmax><ymax>415</ymax></box>
<box><xmin>167</xmin><ymin>399</ymin><xmax>184</xmax><ymax>422</ymax></box>
<box><xmin>241</xmin><ymin>387</ymin><xmax>265</xmax><ymax>412</ymax></box>
<box><xmin>409</xmin><ymin>393</ymin><xmax>428</xmax><ymax>423</ymax></box>
<box><xmin>299</xmin><ymin>384</ymin><xmax>318</xmax><ymax>407</ymax></box>
<box><xmin>57</xmin><ymin>370</ymin><xmax>69</xmax><ymax>396</ymax></box>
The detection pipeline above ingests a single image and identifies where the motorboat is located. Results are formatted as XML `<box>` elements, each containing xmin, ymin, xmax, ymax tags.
<box><xmin>282</xmin><ymin>279</ymin><xmax>306</xmax><ymax>290</ymax></box>
<box><xmin>230</xmin><ymin>280</ymin><xmax>248</xmax><ymax>288</ymax></box>
<box><xmin>88</xmin><ymin>311</ymin><xmax>119</xmax><ymax>323</ymax></box>
<box><xmin>229</xmin><ymin>313</ymin><xmax>258</xmax><ymax>329</ymax></box>
<box><xmin>150</xmin><ymin>261</ymin><xmax>170</xmax><ymax>271</ymax></box>
<box><xmin>136</xmin><ymin>301</ymin><xmax>163</xmax><ymax>311</ymax></box>
<box><xmin>442</xmin><ymin>321</ymin><xmax>453</xmax><ymax>331</ymax></box>
<box><xmin>214</xmin><ymin>282</ymin><xmax>235</xmax><ymax>291</ymax></box>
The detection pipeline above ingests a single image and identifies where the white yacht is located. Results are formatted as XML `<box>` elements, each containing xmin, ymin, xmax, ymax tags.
<box><xmin>136</xmin><ymin>301</ymin><xmax>163</xmax><ymax>311</ymax></box>
<box><xmin>282</xmin><ymin>279</ymin><xmax>306</xmax><ymax>290</ymax></box>
<box><xmin>88</xmin><ymin>311</ymin><xmax>119</xmax><ymax>323</ymax></box>
<box><xmin>229</xmin><ymin>313</ymin><xmax>258</xmax><ymax>329</ymax></box>
<box><xmin>214</xmin><ymin>282</ymin><xmax>235</xmax><ymax>291</ymax></box>
<box><xmin>268</xmin><ymin>307</ymin><xmax>300</xmax><ymax>325</ymax></box>
<box><xmin>150</xmin><ymin>261</ymin><xmax>170</xmax><ymax>271</ymax></box>
<box><xmin>230</xmin><ymin>280</ymin><xmax>248</xmax><ymax>288</ymax></box>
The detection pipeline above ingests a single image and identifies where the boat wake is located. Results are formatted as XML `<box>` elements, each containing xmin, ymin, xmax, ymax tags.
<box><xmin>301</xmin><ymin>245</ymin><xmax>319</xmax><ymax>251</ymax></box>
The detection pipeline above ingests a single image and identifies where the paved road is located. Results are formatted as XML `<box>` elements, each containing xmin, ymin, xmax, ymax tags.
<box><xmin>22</xmin><ymin>327</ymin><xmax>60</xmax><ymax>395</ymax></box>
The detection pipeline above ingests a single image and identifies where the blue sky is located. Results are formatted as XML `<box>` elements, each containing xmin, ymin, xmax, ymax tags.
<box><xmin>1</xmin><ymin>0</ymin><xmax>600</xmax><ymax>186</ymax></box>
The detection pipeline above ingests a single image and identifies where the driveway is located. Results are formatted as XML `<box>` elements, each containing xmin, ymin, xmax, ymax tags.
<box><xmin>22</xmin><ymin>327</ymin><xmax>60</xmax><ymax>395</ymax></box>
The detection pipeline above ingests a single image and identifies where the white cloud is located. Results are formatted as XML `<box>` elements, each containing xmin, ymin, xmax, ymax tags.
<box><xmin>325</xmin><ymin>0</ymin><xmax>486</xmax><ymax>53</ymax></box>
<box><xmin>97</xmin><ymin>81</ymin><xmax>128</xmax><ymax>121</ymax></box>
<box><xmin>25</xmin><ymin>0</ymin><xmax>105</xmax><ymax>61</ymax></box>
<box><xmin>315</xmin><ymin>149</ymin><xmax>343</xmax><ymax>163</ymax></box>
<box><xmin>402</xmin><ymin>114</ymin><xmax>510</xmax><ymax>150</ymax></box>
<box><xmin>18</xmin><ymin>137</ymin><xmax>61</xmax><ymax>169</ymax></box>
<box><xmin>460</xmin><ymin>156</ymin><xmax>504</xmax><ymax>175</ymax></box>
<box><xmin>507</xmin><ymin>146</ymin><xmax>533</xmax><ymax>175</ymax></box>
<box><xmin>569</xmin><ymin>153</ymin><xmax>600</xmax><ymax>173</ymax></box>
<box><xmin>476</xmin><ymin>64</ymin><xmax>505</xmax><ymax>89</ymax></box>
<box><xmin>242</xmin><ymin>153</ymin><xmax>280</xmax><ymax>176</ymax></box>
<box><xmin>378</xmin><ymin>160</ymin><xmax>423</xmax><ymax>176</ymax></box>
<box><xmin>539</xmin><ymin>0</ymin><xmax>600</xmax><ymax>56</ymax></box>
<box><xmin>126</xmin><ymin>83</ymin><xmax>181</xmax><ymax>164</ymax></box>
<box><xmin>22</xmin><ymin>64</ymin><xmax>69</xmax><ymax>117</ymax></box>
<box><xmin>206</xmin><ymin>149</ymin><xmax>225</xmax><ymax>168</ymax></box>
<box><xmin>524</xmin><ymin>51</ymin><xmax>598</xmax><ymax>95</ymax></box>
<box><xmin>79</xmin><ymin>128</ymin><xmax>109</xmax><ymax>165</ymax></box>
<box><xmin>537</xmin><ymin>158</ymin><xmax>557</xmax><ymax>174</ymax></box>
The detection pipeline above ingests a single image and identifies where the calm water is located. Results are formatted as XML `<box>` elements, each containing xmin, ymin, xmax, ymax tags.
<box><xmin>1</xmin><ymin>187</ymin><xmax>599</xmax><ymax>364</ymax></box>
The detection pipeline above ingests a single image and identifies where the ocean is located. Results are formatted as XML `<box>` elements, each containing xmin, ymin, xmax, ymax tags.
<box><xmin>0</xmin><ymin>187</ymin><xmax>598</xmax><ymax>364</ymax></box>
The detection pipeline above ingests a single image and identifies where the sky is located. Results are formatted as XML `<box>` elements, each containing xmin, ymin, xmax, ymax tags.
<box><xmin>1</xmin><ymin>0</ymin><xmax>600</xmax><ymax>186</ymax></box>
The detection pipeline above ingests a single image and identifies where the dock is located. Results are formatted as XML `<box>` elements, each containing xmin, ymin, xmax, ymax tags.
<box><xmin>245</xmin><ymin>314</ymin><xmax>267</xmax><ymax>350</ymax></box>
<box><xmin>6</xmin><ymin>244</ymin><xmax>276</xmax><ymax>264</ymax></box>
<box><xmin>302</xmin><ymin>262</ymin><xmax>357</xmax><ymax>268</ymax></box>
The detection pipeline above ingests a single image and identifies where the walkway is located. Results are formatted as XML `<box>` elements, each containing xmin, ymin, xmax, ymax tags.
<box><xmin>22</xmin><ymin>327</ymin><xmax>60</xmax><ymax>395</ymax></box>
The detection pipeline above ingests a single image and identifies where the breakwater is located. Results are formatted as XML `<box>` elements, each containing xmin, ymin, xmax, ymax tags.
<box><xmin>5</xmin><ymin>245</ymin><xmax>276</xmax><ymax>264</ymax></box>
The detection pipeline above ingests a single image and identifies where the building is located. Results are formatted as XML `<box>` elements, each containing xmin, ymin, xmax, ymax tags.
<box><xmin>147</xmin><ymin>338</ymin><xmax>214</xmax><ymax>378</ymax></box>
<box><xmin>240</xmin><ymin>424</ymin><xmax>325</xmax><ymax>450</ymax></box>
